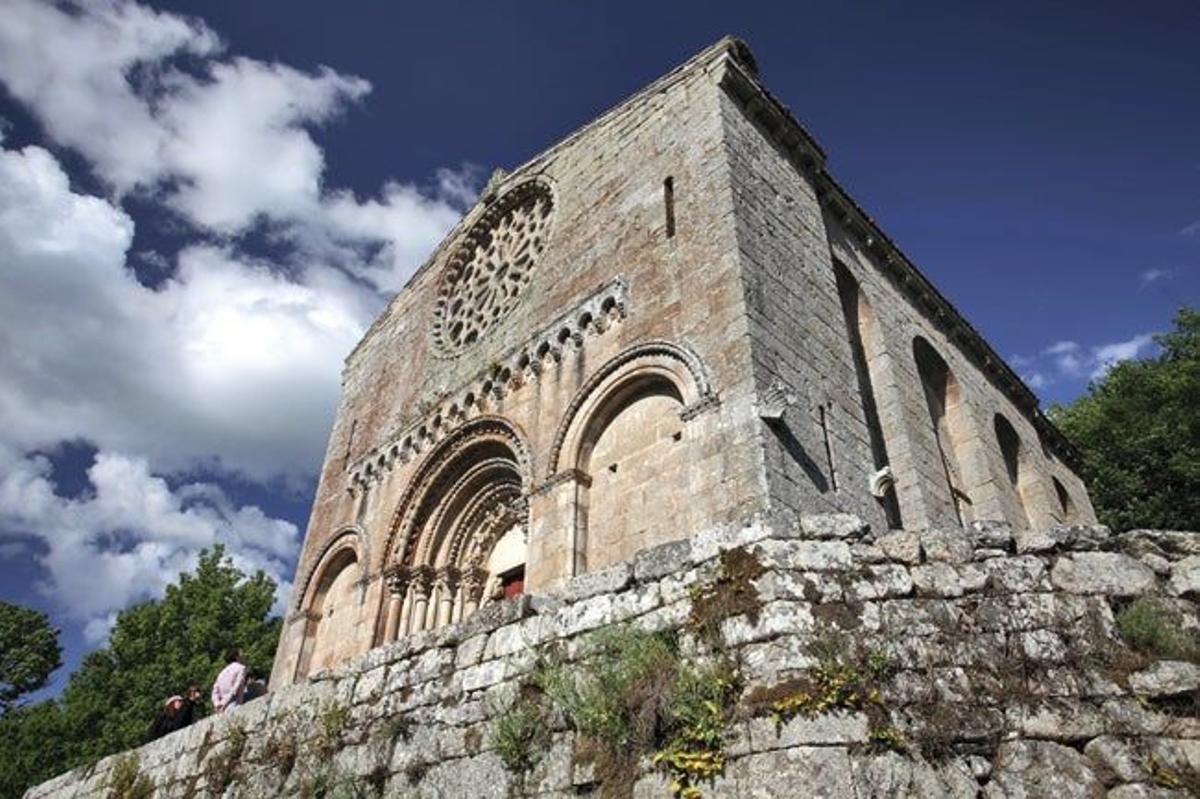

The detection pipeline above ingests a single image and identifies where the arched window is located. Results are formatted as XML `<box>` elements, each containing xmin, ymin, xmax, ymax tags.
<box><xmin>297</xmin><ymin>544</ymin><xmax>362</xmax><ymax>679</ymax></box>
<box><xmin>1052</xmin><ymin>476</ymin><xmax>1078</xmax><ymax>523</ymax></box>
<box><xmin>835</xmin><ymin>263</ymin><xmax>902</xmax><ymax>528</ymax></box>
<box><xmin>550</xmin><ymin>342</ymin><xmax>714</xmax><ymax>575</ymax></box>
<box><xmin>994</xmin><ymin>413</ymin><xmax>1034</xmax><ymax>528</ymax></box>
<box><xmin>913</xmin><ymin>337</ymin><xmax>974</xmax><ymax>526</ymax></box>
<box><xmin>580</xmin><ymin>375</ymin><xmax>689</xmax><ymax>570</ymax></box>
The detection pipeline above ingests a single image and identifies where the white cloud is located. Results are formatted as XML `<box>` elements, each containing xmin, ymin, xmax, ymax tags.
<box><xmin>1181</xmin><ymin>221</ymin><xmax>1200</xmax><ymax>236</ymax></box>
<box><xmin>1023</xmin><ymin>372</ymin><xmax>1049</xmax><ymax>390</ymax></box>
<box><xmin>1011</xmin><ymin>331</ymin><xmax>1158</xmax><ymax>388</ymax></box>
<box><xmin>1090</xmin><ymin>333</ymin><xmax>1155</xmax><ymax>379</ymax></box>
<box><xmin>0</xmin><ymin>444</ymin><xmax>297</xmax><ymax>640</ymax></box>
<box><xmin>0</xmin><ymin>0</ymin><xmax>471</xmax><ymax>293</ymax></box>
<box><xmin>0</xmin><ymin>141</ymin><xmax>369</xmax><ymax>482</ymax></box>
<box><xmin>0</xmin><ymin>0</ymin><xmax>219</xmax><ymax>192</ymax></box>
<box><xmin>1043</xmin><ymin>340</ymin><xmax>1084</xmax><ymax>377</ymax></box>
<box><xmin>1139</xmin><ymin>268</ymin><xmax>1174</xmax><ymax>287</ymax></box>
<box><xmin>0</xmin><ymin>1</ymin><xmax>478</xmax><ymax>634</ymax></box>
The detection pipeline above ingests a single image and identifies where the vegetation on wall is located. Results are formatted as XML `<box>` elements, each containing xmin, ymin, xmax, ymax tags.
<box><xmin>1051</xmin><ymin>307</ymin><xmax>1199</xmax><ymax>532</ymax></box>
<box><xmin>492</xmin><ymin>550</ymin><xmax>766</xmax><ymax>798</ymax></box>
<box><xmin>0</xmin><ymin>547</ymin><xmax>281</xmax><ymax>798</ymax></box>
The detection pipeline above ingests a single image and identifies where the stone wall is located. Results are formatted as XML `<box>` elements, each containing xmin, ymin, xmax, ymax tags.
<box><xmin>30</xmin><ymin>515</ymin><xmax>1200</xmax><ymax>798</ymax></box>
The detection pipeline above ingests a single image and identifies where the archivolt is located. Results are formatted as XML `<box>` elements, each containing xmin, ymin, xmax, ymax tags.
<box><xmin>384</xmin><ymin>416</ymin><xmax>530</xmax><ymax>568</ymax></box>
<box><xmin>547</xmin><ymin>339</ymin><xmax>717</xmax><ymax>476</ymax></box>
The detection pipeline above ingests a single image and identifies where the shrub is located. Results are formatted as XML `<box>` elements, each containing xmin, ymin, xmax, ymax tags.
<box><xmin>490</xmin><ymin>696</ymin><xmax>550</xmax><ymax>774</ymax></box>
<box><xmin>1117</xmin><ymin>598</ymin><xmax>1200</xmax><ymax>663</ymax></box>
<box><xmin>106</xmin><ymin>754</ymin><xmax>154</xmax><ymax>799</ymax></box>
<box><xmin>532</xmin><ymin>626</ymin><xmax>739</xmax><ymax>799</ymax></box>
<box><xmin>316</xmin><ymin>701</ymin><xmax>351</xmax><ymax>755</ymax></box>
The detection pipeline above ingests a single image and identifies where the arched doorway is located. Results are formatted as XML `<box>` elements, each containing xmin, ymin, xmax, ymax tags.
<box><xmin>382</xmin><ymin>419</ymin><xmax>530</xmax><ymax>640</ymax></box>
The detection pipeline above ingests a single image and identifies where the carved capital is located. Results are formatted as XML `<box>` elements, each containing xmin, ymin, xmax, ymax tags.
<box><xmin>384</xmin><ymin>566</ymin><xmax>411</xmax><ymax>597</ymax></box>
<box><xmin>435</xmin><ymin>566</ymin><xmax>461</xmax><ymax>593</ymax></box>
<box><xmin>460</xmin><ymin>566</ymin><xmax>489</xmax><ymax>599</ymax></box>
<box><xmin>410</xmin><ymin>565</ymin><xmax>435</xmax><ymax>597</ymax></box>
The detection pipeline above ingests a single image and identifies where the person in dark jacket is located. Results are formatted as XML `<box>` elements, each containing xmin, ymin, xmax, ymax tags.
<box><xmin>150</xmin><ymin>695</ymin><xmax>187</xmax><ymax>739</ymax></box>
<box><xmin>149</xmin><ymin>684</ymin><xmax>202</xmax><ymax>739</ymax></box>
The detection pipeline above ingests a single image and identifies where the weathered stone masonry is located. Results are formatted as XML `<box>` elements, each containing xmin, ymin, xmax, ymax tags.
<box><xmin>267</xmin><ymin>36</ymin><xmax>1098</xmax><ymax>691</ymax></box>
<box><xmin>27</xmin><ymin>517</ymin><xmax>1200</xmax><ymax>797</ymax></box>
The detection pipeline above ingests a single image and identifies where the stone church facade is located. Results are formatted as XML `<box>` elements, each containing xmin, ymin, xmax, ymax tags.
<box><xmin>271</xmin><ymin>37</ymin><xmax>1095</xmax><ymax>688</ymax></box>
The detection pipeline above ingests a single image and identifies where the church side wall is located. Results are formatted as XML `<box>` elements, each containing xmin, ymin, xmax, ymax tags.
<box><xmin>718</xmin><ymin>79</ymin><xmax>1094</xmax><ymax>534</ymax></box>
<box><xmin>824</xmin><ymin>215</ymin><xmax>1097</xmax><ymax>532</ymax></box>
<box><xmin>718</xmin><ymin>89</ymin><xmax>891</xmax><ymax>531</ymax></box>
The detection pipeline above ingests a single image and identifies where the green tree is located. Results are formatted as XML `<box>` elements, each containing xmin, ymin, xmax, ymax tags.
<box><xmin>0</xmin><ymin>700</ymin><xmax>68</xmax><ymax>797</ymax></box>
<box><xmin>1050</xmin><ymin>307</ymin><xmax>1200</xmax><ymax>532</ymax></box>
<box><xmin>0</xmin><ymin>546</ymin><xmax>282</xmax><ymax>795</ymax></box>
<box><xmin>0</xmin><ymin>600</ymin><xmax>62</xmax><ymax>711</ymax></box>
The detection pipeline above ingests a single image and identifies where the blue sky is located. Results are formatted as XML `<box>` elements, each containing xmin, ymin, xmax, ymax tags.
<box><xmin>0</xmin><ymin>1</ymin><xmax>1196</xmax><ymax>696</ymax></box>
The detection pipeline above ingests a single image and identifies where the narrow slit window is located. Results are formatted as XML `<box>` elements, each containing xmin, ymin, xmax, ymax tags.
<box><xmin>663</xmin><ymin>177</ymin><xmax>676</xmax><ymax>238</ymax></box>
<box><xmin>819</xmin><ymin>405</ymin><xmax>838</xmax><ymax>491</ymax></box>
<box><xmin>343</xmin><ymin>419</ymin><xmax>357</xmax><ymax>470</ymax></box>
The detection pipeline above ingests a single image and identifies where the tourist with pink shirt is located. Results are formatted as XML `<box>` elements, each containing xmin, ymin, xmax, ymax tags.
<box><xmin>210</xmin><ymin>649</ymin><xmax>248</xmax><ymax>713</ymax></box>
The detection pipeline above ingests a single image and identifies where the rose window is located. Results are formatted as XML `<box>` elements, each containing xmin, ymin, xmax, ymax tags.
<box><xmin>433</xmin><ymin>182</ymin><xmax>553</xmax><ymax>355</ymax></box>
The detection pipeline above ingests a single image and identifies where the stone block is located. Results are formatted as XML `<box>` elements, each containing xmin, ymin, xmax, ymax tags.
<box><xmin>560</xmin><ymin>561</ymin><xmax>633</xmax><ymax>601</ymax></box>
<box><xmin>1050</xmin><ymin>552</ymin><xmax>1157</xmax><ymax>596</ymax></box>
<box><xmin>984</xmin><ymin>739</ymin><xmax>1105</xmax><ymax>798</ymax></box>
<box><xmin>1120</xmin><ymin>529</ymin><xmax>1200</xmax><ymax>560</ymax></box>
<box><xmin>1168</xmin><ymin>555</ymin><xmax>1200</xmax><ymax>597</ymax></box>
<box><xmin>984</xmin><ymin>555</ymin><xmax>1050</xmax><ymax>593</ymax></box>
<box><xmin>739</xmin><ymin>746</ymin><xmax>855</xmax><ymax>799</ymax></box>
<box><xmin>1128</xmin><ymin>661</ymin><xmax>1200</xmax><ymax>697</ymax></box>
<box><xmin>970</xmin><ymin>519</ymin><xmax>1014</xmax><ymax>550</ymax></box>
<box><xmin>920</xmin><ymin>528</ymin><xmax>974</xmax><ymax>564</ymax></box>
<box><xmin>745</xmin><ymin>712</ymin><xmax>868</xmax><ymax>751</ymax></box>
<box><xmin>876</xmin><ymin>531</ymin><xmax>921</xmax><ymax>565</ymax></box>
<box><xmin>910</xmin><ymin>562</ymin><xmax>987</xmax><ymax>598</ymax></box>
<box><xmin>751</xmin><ymin>539</ymin><xmax>852</xmax><ymax>571</ymax></box>
<box><xmin>689</xmin><ymin>519</ymin><xmax>773</xmax><ymax>562</ymax></box>
<box><xmin>845</xmin><ymin>564</ymin><xmax>914</xmax><ymax>601</ymax></box>
<box><xmin>799</xmin><ymin>513</ymin><xmax>869</xmax><ymax>540</ymax></box>
<box><xmin>632</xmin><ymin>538</ymin><xmax>692</xmax><ymax>582</ymax></box>
<box><xmin>1084</xmin><ymin>735</ymin><xmax>1144</xmax><ymax>785</ymax></box>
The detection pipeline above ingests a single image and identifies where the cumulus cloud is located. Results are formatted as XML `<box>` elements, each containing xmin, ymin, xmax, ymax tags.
<box><xmin>1009</xmin><ymin>332</ymin><xmax>1158</xmax><ymax>390</ymax></box>
<box><xmin>0</xmin><ymin>444</ymin><xmax>297</xmax><ymax>640</ymax></box>
<box><xmin>1043</xmin><ymin>340</ymin><xmax>1085</xmax><ymax>378</ymax></box>
<box><xmin>0</xmin><ymin>1</ymin><xmax>479</xmax><ymax>633</ymax></box>
<box><xmin>0</xmin><ymin>140</ymin><xmax>369</xmax><ymax>481</ymax></box>
<box><xmin>1091</xmin><ymin>333</ymin><xmax>1156</xmax><ymax>379</ymax></box>
<box><xmin>0</xmin><ymin>0</ymin><xmax>471</xmax><ymax>292</ymax></box>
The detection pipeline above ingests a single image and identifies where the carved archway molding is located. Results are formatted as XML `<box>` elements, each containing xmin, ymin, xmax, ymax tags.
<box><xmin>291</xmin><ymin>526</ymin><xmax>366</xmax><ymax>615</ymax></box>
<box><xmin>546</xmin><ymin>339</ymin><xmax>718</xmax><ymax>478</ymax></box>
<box><xmin>383</xmin><ymin>415</ymin><xmax>531</xmax><ymax>571</ymax></box>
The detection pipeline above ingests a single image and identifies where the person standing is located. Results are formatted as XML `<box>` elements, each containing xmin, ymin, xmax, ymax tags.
<box><xmin>211</xmin><ymin>649</ymin><xmax>247</xmax><ymax>714</ymax></box>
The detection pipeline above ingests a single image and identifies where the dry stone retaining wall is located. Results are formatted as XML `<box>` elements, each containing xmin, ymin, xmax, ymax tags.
<box><xmin>28</xmin><ymin>516</ymin><xmax>1200</xmax><ymax>798</ymax></box>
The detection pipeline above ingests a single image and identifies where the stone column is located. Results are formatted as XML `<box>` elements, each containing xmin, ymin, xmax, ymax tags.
<box><xmin>435</xmin><ymin>567</ymin><xmax>459</xmax><ymax>628</ymax></box>
<box><xmin>384</xmin><ymin>568</ymin><xmax>410</xmax><ymax>643</ymax></box>
<box><xmin>409</xmin><ymin>566</ymin><xmax>434</xmax><ymax>634</ymax></box>
<box><xmin>460</xmin><ymin>566</ymin><xmax>489</xmax><ymax>618</ymax></box>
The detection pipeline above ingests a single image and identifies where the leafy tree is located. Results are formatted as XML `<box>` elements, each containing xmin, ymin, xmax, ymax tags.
<box><xmin>0</xmin><ymin>600</ymin><xmax>62</xmax><ymax>711</ymax></box>
<box><xmin>1050</xmin><ymin>307</ymin><xmax>1200</xmax><ymax>532</ymax></box>
<box><xmin>0</xmin><ymin>546</ymin><xmax>281</xmax><ymax>795</ymax></box>
<box><xmin>0</xmin><ymin>700</ymin><xmax>68</xmax><ymax>797</ymax></box>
